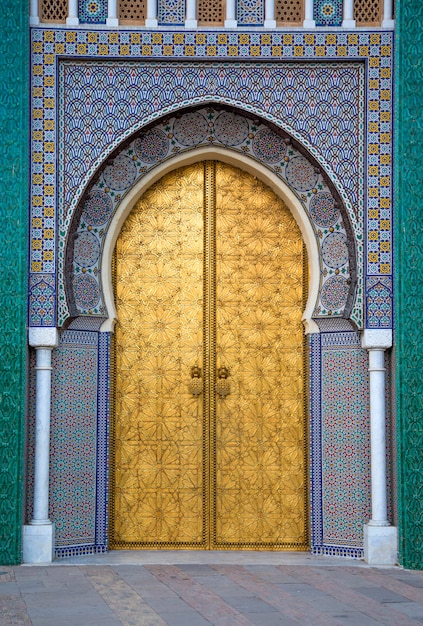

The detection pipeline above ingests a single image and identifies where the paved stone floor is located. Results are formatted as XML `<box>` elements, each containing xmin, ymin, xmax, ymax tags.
<box><xmin>2</xmin><ymin>552</ymin><xmax>423</xmax><ymax>625</ymax></box>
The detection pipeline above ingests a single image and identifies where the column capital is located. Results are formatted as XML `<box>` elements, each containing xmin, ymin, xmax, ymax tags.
<box><xmin>361</xmin><ymin>329</ymin><xmax>392</xmax><ymax>350</ymax></box>
<box><xmin>28</xmin><ymin>327</ymin><xmax>59</xmax><ymax>349</ymax></box>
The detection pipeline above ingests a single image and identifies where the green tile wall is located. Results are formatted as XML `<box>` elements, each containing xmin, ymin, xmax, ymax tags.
<box><xmin>0</xmin><ymin>2</ymin><xmax>28</xmax><ymax>564</ymax></box>
<box><xmin>395</xmin><ymin>0</ymin><xmax>423</xmax><ymax>569</ymax></box>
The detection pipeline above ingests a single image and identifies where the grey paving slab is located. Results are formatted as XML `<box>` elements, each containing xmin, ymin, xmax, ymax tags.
<box><xmin>246</xmin><ymin>612</ymin><xmax>300</xmax><ymax>625</ymax></box>
<box><xmin>0</xmin><ymin>583</ymin><xmax>19</xmax><ymax>595</ymax></box>
<box><xmin>224</xmin><ymin>595</ymin><xmax>279</xmax><ymax>613</ymax></box>
<box><xmin>355</xmin><ymin>585</ymin><xmax>410</xmax><ymax>603</ymax></box>
<box><xmin>158</xmin><ymin>611</ymin><xmax>212</xmax><ymax>626</ymax></box>
<box><xmin>145</xmin><ymin>595</ymin><xmax>197</xmax><ymax>613</ymax></box>
<box><xmin>6</xmin><ymin>555</ymin><xmax>423</xmax><ymax>626</ymax></box>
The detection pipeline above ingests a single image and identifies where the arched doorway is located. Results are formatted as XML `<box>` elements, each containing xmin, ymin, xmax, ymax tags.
<box><xmin>110</xmin><ymin>161</ymin><xmax>308</xmax><ymax>549</ymax></box>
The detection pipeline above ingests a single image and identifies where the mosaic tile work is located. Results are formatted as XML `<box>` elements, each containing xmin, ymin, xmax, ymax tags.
<box><xmin>314</xmin><ymin>0</ymin><xmax>343</xmax><ymax>26</ymax></box>
<box><xmin>30</xmin><ymin>29</ymin><xmax>393</xmax><ymax>330</ymax></box>
<box><xmin>158</xmin><ymin>0</ymin><xmax>185</xmax><ymax>24</ymax></box>
<box><xmin>59</xmin><ymin>61</ymin><xmax>362</xmax><ymax>221</ymax></box>
<box><xmin>50</xmin><ymin>331</ymin><xmax>98</xmax><ymax>551</ymax></box>
<box><xmin>70</xmin><ymin>107</ymin><xmax>356</xmax><ymax>323</ymax></box>
<box><xmin>237</xmin><ymin>0</ymin><xmax>264</xmax><ymax>25</ymax></box>
<box><xmin>310</xmin><ymin>329</ymin><xmax>371</xmax><ymax>557</ymax></box>
<box><xmin>395</xmin><ymin>0</ymin><xmax>423</xmax><ymax>570</ymax></box>
<box><xmin>78</xmin><ymin>0</ymin><xmax>107</xmax><ymax>23</ymax></box>
<box><xmin>0</xmin><ymin>1</ymin><xmax>28</xmax><ymax>564</ymax></box>
<box><xmin>26</xmin><ymin>330</ymin><xmax>109</xmax><ymax>557</ymax></box>
<box><xmin>366</xmin><ymin>275</ymin><xmax>392</xmax><ymax>328</ymax></box>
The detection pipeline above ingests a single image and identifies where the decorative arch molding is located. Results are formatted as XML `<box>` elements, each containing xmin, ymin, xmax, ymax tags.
<box><xmin>64</xmin><ymin>107</ymin><xmax>360</xmax><ymax>331</ymax></box>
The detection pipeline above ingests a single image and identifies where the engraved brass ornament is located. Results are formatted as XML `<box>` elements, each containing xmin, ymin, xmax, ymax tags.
<box><xmin>216</xmin><ymin>366</ymin><xmax>230</xmax><ymax>399</ymax></box>
<box><xmin>111</xmin><ymin>161</ymin><xmax>308</xmax><ymax>550</ymax></box>
<box><xmin>189</xmin><ymin>365</ymin><xmax>203</xmax><ymax>397</ymax></box>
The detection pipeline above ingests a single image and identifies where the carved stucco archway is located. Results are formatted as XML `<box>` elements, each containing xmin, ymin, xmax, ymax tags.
<box><xmin>64</xmin><ymin>107</ymin><xmax>359</xmax><ymax>332</ymax></box>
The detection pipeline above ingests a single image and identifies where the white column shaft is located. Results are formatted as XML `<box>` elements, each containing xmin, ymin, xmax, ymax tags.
<box><xmin>31</xmin><ymin>349</ymin><xmax>53</xmax><ymax>525</ymax></box>
<box><xmin>368</xmin><ymin>349</ymin><xmax>389</xmax><ymax>525</ymax></box>
<box><xmin>382</xmin><ymin>0</ymin><xmax>394</xmax><ymax>27</ymax></box>
<box><xmin>30</xmin><ymin>0</ymin><xmax>40</xmax><ymax>24</ymax></box>
<box><xmin>66</xmin><ymin>0</ymin><xmax>80</xmax><ymax>24</ymax></box>
<box><xmin>225</xmin><ymin>0</ymin><xmax>237</xmax><ymax>27</ymax></box>
<box><xmin>145</xmin><ymin>0</ymin><xmax>158</xmax><ymax>26</ymax></box>
<box><xmin>303</xmin><ymin>0</ymin><xmax>316</xmax><ymax>27</ymax></box>
<box><xmin>342</xmin><ymin>0</ymin><xmax>355</xmax><ymax>27</ymax></box>
<box><xmin>106</xmin><ymin>0</ymin><xmax>119</xmax><ymax>25</ymax></box>
<box><xmin>264</xmin><ymin>0</ymin><xmax>276</xmax><ymax>26</ymax></box>
<box><xmin>108</xmin><ymin>0</ymin><xmax>117</xmax><ymax>18</ymax></box>
<box><xmin>185</xmin><ymin>0</ymin><xmax>197</xmax><ymax>27</ymax></box>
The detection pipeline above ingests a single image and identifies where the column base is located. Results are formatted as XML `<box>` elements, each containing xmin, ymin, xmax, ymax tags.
<box><xmin>23</xmin><ymin>524</ymin><xmax>55</xmax><ymax>564</ymax></box>
<box><xmin>382</xmin><ymin>19</ymin><xmax>395</xmax><ymax>28</ymax></box>
<box><xmin>66</xmin><ymin>17</ymin><xmax>80</xmax><ymax>25</ymax></box>
<box><xmin>145</xmin><ymin>18</ymin><xmax>158</xmax><ymax>27</ymax></box>
<box><xmin>342</xmin><ymin>19</ymin><xmax>356</xmax><ymax>28</ymax></box>
<box><xmin>303</xmin><ymin>19</ymin><xmax>316</xmax><ymax>28</ymax></box>
<box><xmin>185</xmin><ymin>19</ymin><xmax>198</xmax><ymax>28</ymax></box>
<box><xmin>224</xmin><ymin>19</ymin><xmax>238</xmax><ymax>28</ymax></box>
<box><xmin>364</xmin><ymin>524</ymin><xmax>397</xmax><ymax>565</ymax></box>
<box><xmin>264</xmin><ymin>19</ymin><xmax>277</xmax><ymax>28</ymax></box>
<box><xmin>106</xmin><ymin>17</ymin><xmax>119</xmax><ymax>26</ymax></box>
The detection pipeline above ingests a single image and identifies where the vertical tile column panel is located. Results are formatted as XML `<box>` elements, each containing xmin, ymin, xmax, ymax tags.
<box><xmin>395</xmin><ymin>1</ymin><xmax>423</xmax><ymax>570</ymax></box>
<box><xmin>0</xmin><ymin>0</ymin><xmax>28</xmax><ymax>564</ymax></box>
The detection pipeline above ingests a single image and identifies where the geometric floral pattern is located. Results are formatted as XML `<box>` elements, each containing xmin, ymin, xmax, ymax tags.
<box><xmin>237</xmin><ymin>0</ymin><xmax>264</xmax><ymax>25</ymax></box>
<box><xmin>310</xmin><ymin>328</ymin><xmax>371</xmax><ymax>558</ymax></box>
<box><xmin>50</xmin><ymin>332</ymin><xmax>98</xmax><ymax>550</ymax></box>
<box><xmin>366</xmin><ymin>275</ymin><xmax>392</xmax><ymax>328</ymax></box>
<box><xmin>29</xmin><ymin>28</ymin><xmax>393</xmax><ymax>331</ymax></box>
<box><xmin>70</xmin><ymin>107</ymin><xmax>354</xmax><ymax>320</ymax></box>
<box><xmin>29</xmin><ymin>274</ymin><xmax>55</xmax><ymax>326</ymax></box>
<box><xmin>158</xmin><ymin>0</ymin><xmax>185</xmax><ymax>24</ymax></box>
<box><xmin>78</xmin><ymin>0</ymin><xmax>107</xmax><ymax>23</ymax></box>
<box><xmin>314</xmin><ymin>0</ymin><xmax>343</xmax><ymax>26</ymax></box>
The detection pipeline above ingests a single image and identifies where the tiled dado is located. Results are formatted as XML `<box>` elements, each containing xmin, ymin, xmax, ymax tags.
<box><xmin>30</xmin><ymin>29</ymin><xmax>393</xmax><ymax>328</ymax></box>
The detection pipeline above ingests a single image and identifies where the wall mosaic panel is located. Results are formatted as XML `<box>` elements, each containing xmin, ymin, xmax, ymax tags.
<box><xmin>78</xmin><ymin>0</ymin><xmax>107</xmax><ymax>23</ymax></box>
<box><xmin>314</xmin><ymin>0</ymin><xmax>342</xmax><ymax>26</ymax></box>
<box><xmin>310</xmin><ymin>328</ymin><xmax>371</xmax><ymax>558</ymax></box>
<box><xmin>0</xmin><ymin>2</ymin><xmax>28</xmax><ymax>565</ymax></box>
<box><xmin>70</xmin><ymin>106</ymin><xmax>356</xmax><ymax>324</ymax></box>
<box><xmin>158</xmin><ymin>0</ymin><xmax>185</xmax><ymax>24</ymax></box>
<box><xmin>395</xmin><ymin>1</ymin><xmax>423</xmax><ymax>569</ymax></box>
<box><xmin>50</xmin><ymin>331</ymin><xmax>98</xmax><ymax>552</ymax></box>
<box><xmin>237</xmin><ymin>0</ymin><xmax>264</xmax><ymax>25</ymax></box>
<box><xmin>29</xmin><ymin>28</ymin><xmax>393</xmax><ymax>333</ymax></box>
<box><xmin>26</xmin><ymin>330</ymin><xmax>109</xmax><ymax>557</ymax></box>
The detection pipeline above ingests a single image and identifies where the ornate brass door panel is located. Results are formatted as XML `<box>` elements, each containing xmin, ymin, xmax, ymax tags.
<box><xmin>111</xmin><ymin>161</ymin><xmax>307</xmax><ymax>550</ymax></box>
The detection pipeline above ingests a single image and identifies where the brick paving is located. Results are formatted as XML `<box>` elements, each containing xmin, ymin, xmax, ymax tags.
<box><xmin>2</xmin><ymin>555</ymin><xmax>423</xmax><ymax>625</ymax></box>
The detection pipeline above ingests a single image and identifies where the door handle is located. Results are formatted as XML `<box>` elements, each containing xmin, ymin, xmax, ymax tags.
<box><xmin>216</xmin><ymin>367</ymin><xmax>230</xmax><ymax>399</ymax></box>
<box><xmin>189</xmin><ymin>365</ymin><xmax>203</xmax><ymax>397</ymax></box>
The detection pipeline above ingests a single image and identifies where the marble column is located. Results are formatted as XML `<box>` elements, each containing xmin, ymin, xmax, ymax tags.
<box><xmin>145</xmin><ymin>0</ymin><xmax>158</xmax><ymax>26</ymax></box>
<box><xmin>264</xmin><ymin>0</ymin><xmax>276</xmax><ymax>28</ymax></box>
<box><xmin>23</xmin><ymin>328</ymin><xmax>59</xmax><ymax>564</ymax></box>
<box><xmin>361</xmin><ymin>329</ymin><xmax>397</xmax><ymax>565</ymax></box>
<box><xmin>66</xmin><ymin>0</ymin><xmax>80</xmax><ymax>25</ymax></box>
<box><xmin>382</xmin><ymin>0</ymin><xmax>394</xmax><ymax>28</ymax></box>
<box><xmin>342</xmin><ymin>0</ymin><xmax>355</xmax><ymax>28</ymax></box>
<box><xmin>106</xmin><ymin>0</ymin><xmax>119</xmax><ymax>26</ymax></box>
<box><xmin>30</xmin><ymin>0</ymin><xmax>40</xmax><ymax>25</ymax></box>
<box><xmin>185</xmin><ymin>0</ymin><xmax>197</xmax><ymax>28</ymax></box>
<box><xmin>225</xmin><ymin>0</ymin><xmax>237</xmax><ymax>28</ymax></box>
<box><xmin>303</xmin><ymin>0</ymin><xmax>316</xmax><ymax>28</ymax></box>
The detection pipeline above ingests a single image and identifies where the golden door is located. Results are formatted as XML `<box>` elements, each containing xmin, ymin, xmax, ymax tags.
<box><xmin>111</xmin><ymin>161</ymin><xmax>307</xmax><ymax>550</ymax></box>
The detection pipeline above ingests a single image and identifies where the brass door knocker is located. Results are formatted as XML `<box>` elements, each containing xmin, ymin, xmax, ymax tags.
<box><xmin>189</xmin><ymin>365</ymin><xmax>203</xmax><ymax>397</ymax></box>
<box><xmin>216</xmin><ymin>366</ymin><xmax>230</xmax><ymax>399</ymax></box>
